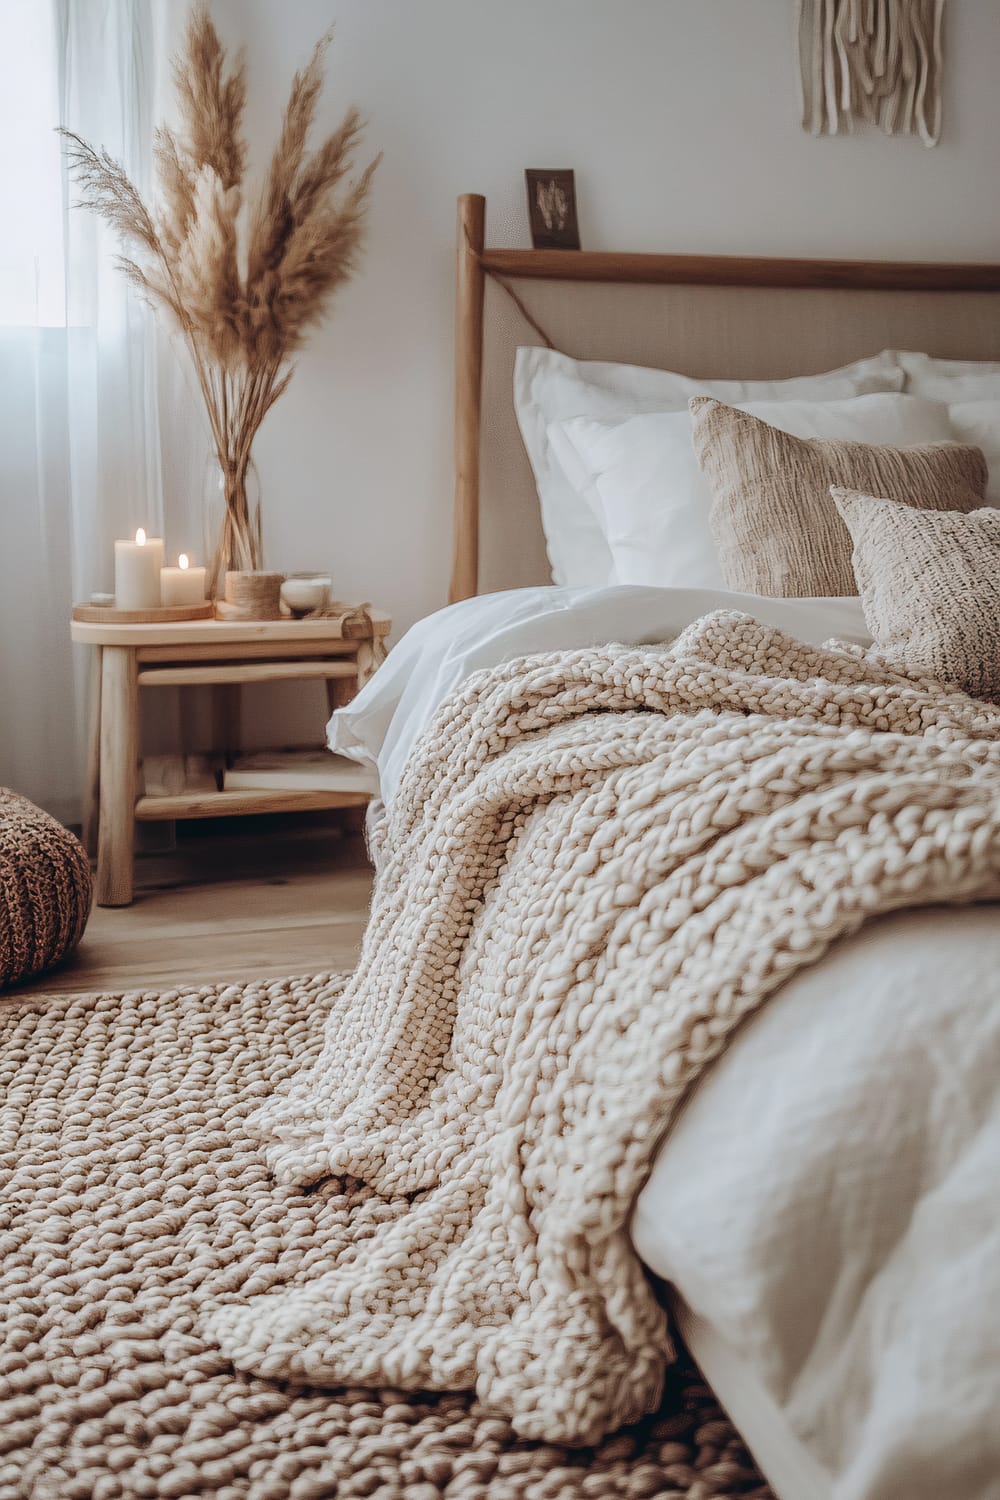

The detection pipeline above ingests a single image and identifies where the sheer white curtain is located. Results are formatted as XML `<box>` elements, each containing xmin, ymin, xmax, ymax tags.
<box><xmin>0</xmin><ymin>0</ymin><xmax>165</xmax><ymax>823</ymax></box>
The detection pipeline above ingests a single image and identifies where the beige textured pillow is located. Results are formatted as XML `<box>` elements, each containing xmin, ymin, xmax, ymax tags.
<box><xmin>832</xmin><ymin>488</ymin><xmax>1000</xmax><ymax>701</ymax></box>
<box><xmin>689</xmin><ymin>396</ymin><xmax>988</xmax><ymax>596</ymax></box>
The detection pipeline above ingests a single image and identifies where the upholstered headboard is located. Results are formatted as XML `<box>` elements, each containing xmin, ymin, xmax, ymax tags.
<box><xmin>451</xmin><ymin>193</ymin><xmax>1000</xmax><ymax>602</ymax></box>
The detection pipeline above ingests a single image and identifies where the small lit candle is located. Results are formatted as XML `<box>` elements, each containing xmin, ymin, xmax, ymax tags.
<box><xmin>114</xmin><ymin>527</ymin><xmax>163</xmax><ymax>609</ymax></box>
<box><xmin>160</xmin><ymin>552</ymin><xmax>207</xmax><ymax>606</ymax></box>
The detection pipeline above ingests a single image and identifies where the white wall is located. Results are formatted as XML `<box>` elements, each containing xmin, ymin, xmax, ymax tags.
<box><xmin>200</xmin><ymin>0</ymin><xmax>1000</xmax><ymax>638</ymax></box>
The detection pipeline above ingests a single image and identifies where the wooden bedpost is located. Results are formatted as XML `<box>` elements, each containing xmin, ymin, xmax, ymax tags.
<box><xmin>450</xmin><ymin>193</ymin><xmax>486</xmax><ymax>604</ymax></box>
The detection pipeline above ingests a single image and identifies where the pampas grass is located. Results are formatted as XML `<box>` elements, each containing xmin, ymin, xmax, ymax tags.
<box><xmin>61</xmin><ymin>4</ymin><xmax>379</xmax><ymax>591</ymax></box>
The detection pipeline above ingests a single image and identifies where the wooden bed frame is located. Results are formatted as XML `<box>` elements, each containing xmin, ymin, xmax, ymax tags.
<box><xmin>450</xmin><ymin>191</ymin><xmax>1000</xmax><ymax>604</ymax></box>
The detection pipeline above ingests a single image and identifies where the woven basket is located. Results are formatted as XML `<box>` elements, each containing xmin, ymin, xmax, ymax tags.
<box><xmin>0</xmin><ymin>789</ymin><xmax>92</xmax><ymax>989</ymax></box>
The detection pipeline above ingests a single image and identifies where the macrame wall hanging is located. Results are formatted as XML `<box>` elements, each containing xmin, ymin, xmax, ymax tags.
<box><xmin>796</xmin><ymin>0</ymin><xmax>947</xmax><ymax>146</ymax></box>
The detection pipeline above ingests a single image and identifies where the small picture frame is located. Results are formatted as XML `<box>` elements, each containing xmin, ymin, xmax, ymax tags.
<box><xmin>525</xmin><ymin>168</ymin><xmax>581</xmax><ymax>251</ymax></box>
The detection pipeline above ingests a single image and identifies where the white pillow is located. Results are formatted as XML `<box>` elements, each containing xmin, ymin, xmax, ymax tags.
<box><xmin>514</xmin><ymin>347</ymin><xmax>905</xmax><ymax>588</ymax></box>
<box><xmin>947</xmin><ymin>400</ymin><xmax>1000</xmax><ymax>504</ymax></box>
<box><xmin>552</xmin><ymin>392</ymin><xmax>956</xmax><ymax>591</ymax></box>
<box><xmin>895</xmin><ymin>350</ymin><xmax>1000</xmax><ymax>400</ymax></box>
<box><xmin>890</xmin><ymin>353</ymin><xmax>1000</xmax><ymax>500</ymax></box>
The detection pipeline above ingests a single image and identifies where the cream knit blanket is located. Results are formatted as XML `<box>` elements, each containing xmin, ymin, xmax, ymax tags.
<box><xmin>209</xmin><ymin>611</ymin><xmax>1000</xmax><ymax>1445</ymax></box>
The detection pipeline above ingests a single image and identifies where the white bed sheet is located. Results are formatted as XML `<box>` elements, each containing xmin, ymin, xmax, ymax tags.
<box><xmin>670</xmin><ymin>1296</ymin><xmax>832</xmax><ymax>1500</ymax></box>
<box><xmin>327</xmin><ymin>586</ymin><xmax>1000</xmax><ymax>1500</ymax></box>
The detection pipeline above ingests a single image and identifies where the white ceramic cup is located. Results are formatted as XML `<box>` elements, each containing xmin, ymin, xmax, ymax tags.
<box><xmin>280</xmin><ymin>573</ymin><xmax>332</xmax><ymax>615</ymax></box>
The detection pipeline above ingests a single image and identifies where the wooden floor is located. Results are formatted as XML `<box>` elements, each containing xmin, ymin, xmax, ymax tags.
<box><xmin>9</xmin><ymin>820</ymin><xmax>374</xmax><ymax>1001</ymax></box>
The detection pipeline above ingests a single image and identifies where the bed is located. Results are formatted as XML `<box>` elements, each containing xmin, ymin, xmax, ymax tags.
<box><xmin>319</xmin><ymin>198</ymin><xmax>1000</xmax><ymax>1500</ymax></box>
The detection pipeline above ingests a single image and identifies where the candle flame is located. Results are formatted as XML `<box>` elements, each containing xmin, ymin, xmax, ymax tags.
<box><xmin>179</xmin><ymin>553</ymin><xmax>189</xmax><ymax>570</ymax></box>
<box><xmin>136</xmin><ymin>527</ymin><xmax>146</xmax><ymax>546</ymax></box>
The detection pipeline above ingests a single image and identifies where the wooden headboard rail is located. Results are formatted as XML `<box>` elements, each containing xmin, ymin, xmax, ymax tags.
<box><xmin>450</xmin><ymin>191</ymin><xmax>1000</xmax><ymax>603</ymax></box>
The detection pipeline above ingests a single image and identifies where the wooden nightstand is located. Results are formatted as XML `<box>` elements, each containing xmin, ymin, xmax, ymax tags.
<box><xmin>71</xmin><ymin>609</ymin><xmax>390</xmax><ymax>907</ymax></box>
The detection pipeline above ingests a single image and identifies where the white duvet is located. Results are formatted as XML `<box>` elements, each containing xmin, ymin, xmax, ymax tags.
<box><xmin>329</xmin><ymin>585</ymin><xmax>1000</xmax><ymax>1500</ymax></box>
<box><xmin>637</xmin><ymin>906</ymin><xmax>1000</xmax><ymax>1500</ymax></box>
<box><xmin>329</xmin><ymin>584</ymin><xmax>874</xmax><ymax>808</ymax></box>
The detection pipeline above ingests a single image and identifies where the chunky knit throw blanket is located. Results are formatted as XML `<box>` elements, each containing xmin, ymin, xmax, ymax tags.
<box><xmin>209</xmin><ymin>611</ymin><xmax>1000</xmax><ymax>1446</ymax></box>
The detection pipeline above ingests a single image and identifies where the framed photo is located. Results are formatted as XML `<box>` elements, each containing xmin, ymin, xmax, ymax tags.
<box><xmin>525</xmin><ymin>168</ymin><xmax>581</xmax><ymax>251</ymax></box>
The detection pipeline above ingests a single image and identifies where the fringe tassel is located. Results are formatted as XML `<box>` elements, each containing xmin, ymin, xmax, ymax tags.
<box><xmin>797</xmin><ymin>0</ymin><xmax>946</xmax><ymax>145</ymax></box>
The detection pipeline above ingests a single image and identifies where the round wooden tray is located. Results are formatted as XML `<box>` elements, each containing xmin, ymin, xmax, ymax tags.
<box><xmin>72</xmin><ymin>602</ymin><xmax>215</xmax><ymax>624</ymax></box>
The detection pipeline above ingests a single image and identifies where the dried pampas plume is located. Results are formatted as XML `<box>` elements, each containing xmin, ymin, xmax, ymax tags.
<box><xmin>60</xmin><ymin>3</ymin><xmax>380</xmax><ymax>589</ymax></box>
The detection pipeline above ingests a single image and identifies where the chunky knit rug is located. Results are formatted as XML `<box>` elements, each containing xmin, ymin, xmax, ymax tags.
<box><xmin>209</xmin><ymin>611</ymin><xmax>1000</xmax><ymax>1446</ymax></box>
<box><xmin>0</xmin><ymin>974</ymin><xmax>772</xmax><ymax>1500</ymax></box>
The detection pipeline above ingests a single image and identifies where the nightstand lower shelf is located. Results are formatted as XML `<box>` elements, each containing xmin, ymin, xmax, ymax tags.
<box><xmin>134</xmin><ymin>787</ymin><xmax>372</xmax><ymax>820</ymax></box>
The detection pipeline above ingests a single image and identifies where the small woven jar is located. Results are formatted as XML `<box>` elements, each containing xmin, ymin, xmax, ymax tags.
<box><xmin>218</xmin><ymin>570</ymin><xmax>284</xmax><ymax>621</ymax></box>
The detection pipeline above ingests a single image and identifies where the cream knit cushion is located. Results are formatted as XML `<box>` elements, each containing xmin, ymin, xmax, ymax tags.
<box><xmin>689</xmin><ymin>396</ymin><xmax>988</xmax><ymax>596</ymax></box>
<box><xmin>833</xmin><ymin>488</ymin><xmax>1000</xmax><ymax>701</ymax></box>
<box><xmin>208</xmin><ymin>612</ymin><xmax>1000</xmax><ymax>1448</ymax></box>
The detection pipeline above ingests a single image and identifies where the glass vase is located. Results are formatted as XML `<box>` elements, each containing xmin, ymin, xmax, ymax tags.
<box><xmin>202</xmin><ymin>455</ymin><xmax>263</xmax><ymax>600</ymax></box>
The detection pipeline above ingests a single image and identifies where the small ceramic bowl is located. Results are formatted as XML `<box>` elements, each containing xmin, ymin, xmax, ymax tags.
<box><xmin>281</xmin><ymin>573</ymin><xmax>332</xmax><ymax>616</ymax></box>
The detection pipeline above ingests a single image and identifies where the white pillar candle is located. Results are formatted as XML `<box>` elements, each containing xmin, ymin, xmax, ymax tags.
<box><xmin>114</xmin><ymin>528</ymin><xmax>163</xmax><ymax>609</ymax></box>
<box><xmin>160</xmin><ymin>553</ymin><xmax>207</xmax><ymax>606</ymax></box>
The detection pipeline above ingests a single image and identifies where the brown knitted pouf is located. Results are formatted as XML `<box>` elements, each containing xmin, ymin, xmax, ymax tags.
<box><xmin>0</xmin><ymin>788</ymin><xmax>92</xmax><ymax>989</ymax></box>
